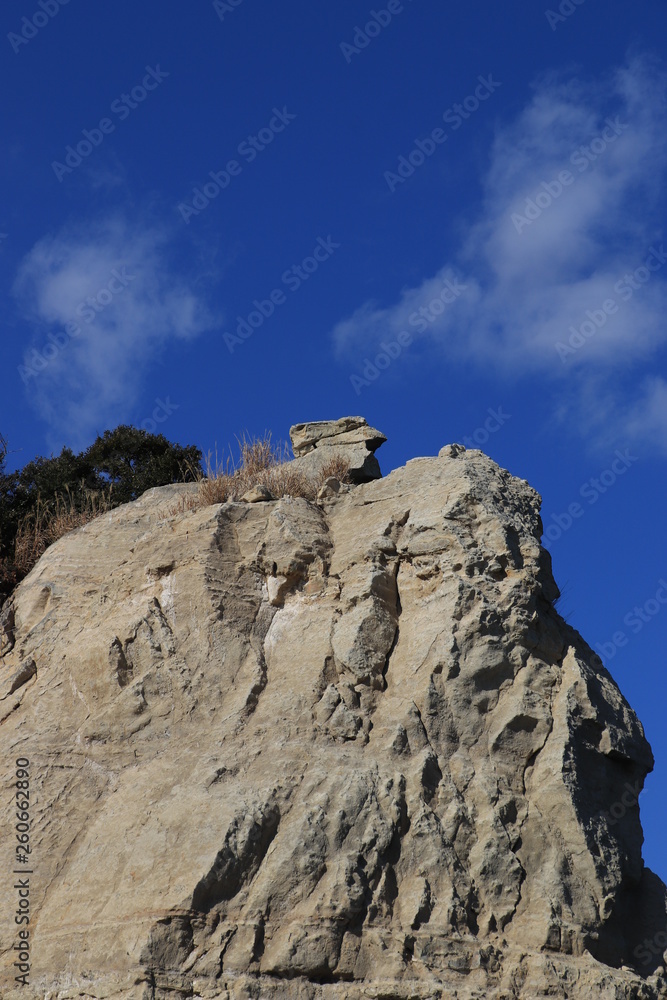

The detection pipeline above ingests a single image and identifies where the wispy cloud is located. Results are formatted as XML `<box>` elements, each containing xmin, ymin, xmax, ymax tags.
<box><xmin>604</xmin><ymin>375</ymin><xmax>667</xmax><ymax>448</ymax></box>
<box><xmin>332</xmin><ymin>55</ymin><xmax>667</xmax><ymax>451</ymax></box>
<box><xmin>14</xmin><ymin>214</ymin><xmax>219</xmax><ymax>447</ymax></box>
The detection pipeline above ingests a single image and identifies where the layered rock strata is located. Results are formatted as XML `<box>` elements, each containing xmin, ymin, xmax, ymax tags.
<box><xmin>288</xmin><ymin>416</ymin><xmax>386</xmax><ymax>483</ymax></box>
<box><xmin>0</xmin><ymin>429</ymin><xmax>665</xmax><ymax>1000</ymax></box>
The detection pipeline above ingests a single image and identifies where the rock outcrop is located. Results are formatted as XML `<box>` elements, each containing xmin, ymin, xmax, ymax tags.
<box><xmin>289</xmin><ymin>416</ymin><xmax>387</xmax><ymax>483</ymax></box>
<box><xmin>1</xmin><ymin>421</ymin><xmax>666</xmax><ymax>1000</ymax></box>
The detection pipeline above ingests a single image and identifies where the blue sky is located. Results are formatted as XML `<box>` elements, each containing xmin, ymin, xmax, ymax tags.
<box><xmin>1</xmin><ymin>0</ymin><xmax>666</xmax><ymax>878</ymax></box>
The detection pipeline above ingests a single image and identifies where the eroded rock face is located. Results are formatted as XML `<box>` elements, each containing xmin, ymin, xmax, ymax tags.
<box><xmin>0</xmin><ymin>442</ymin><xmax>666</xmax><ymax>1000</ymax></box>
<box><xmin>289</xmin><ymin>416</ymin><xmax>387</xmax><ymax>483</ymax></box>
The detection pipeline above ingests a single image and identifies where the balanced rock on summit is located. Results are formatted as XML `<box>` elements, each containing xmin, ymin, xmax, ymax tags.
<box><xmin>0</xmin><ymin>423</ymin><xmax>665</xmax><ymax>1000</ymax></box>
<box><xmin>289</xmin><ymin>416</ymin><xmax>387</xmax><ymax>482</ymax></box>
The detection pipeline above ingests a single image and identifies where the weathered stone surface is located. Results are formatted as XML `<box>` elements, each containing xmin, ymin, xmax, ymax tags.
<box><xmin>289</xmin><ymin>417</ymin><xmax>387</xmax><ymax>483</ymax></box>
<box><xmin>290</xmin><ymin>417</ymin><xmax>387</xmax><ymax>456</ymax></box>
<box><xmin>317</xmin><ymin>477</ymin><xmax>343</xmax><ymax>502</ymax></box>
<box><xmin>240</xmin><ymin>484</ymin><xmax>275</xmax><ymax>503</ymax></box>
<box><xmin>0</xmin><ymin>446</ymin><xmax>665</xmax><ymax>1000</ymax></box>
<box><xmin>3</xmin><ymin>656</ymin><xmax>36</xmax><ymax>697</ymax></box>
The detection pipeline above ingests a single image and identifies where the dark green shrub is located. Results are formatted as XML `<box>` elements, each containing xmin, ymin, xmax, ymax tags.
<box><xmin>0</xmin><ymin>426</ymin><xmax>202</xmax><ymax>604</ymax></box>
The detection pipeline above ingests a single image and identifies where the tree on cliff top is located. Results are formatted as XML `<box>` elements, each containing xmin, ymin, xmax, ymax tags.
<box><xmin>0</xmin><ymin>426</ymin><xmax>202</xmax><ymax>604</ymax></box>
<box><xmin>83</xmin><ymin>425</ymin><xmax>201</xmax><ymax>506</ymax></box>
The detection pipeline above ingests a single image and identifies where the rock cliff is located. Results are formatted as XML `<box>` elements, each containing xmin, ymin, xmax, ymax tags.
<box><xmin>1</xmin><ymin>421</ymin><xmax>666</xmax><ymax>1000</ymax></box>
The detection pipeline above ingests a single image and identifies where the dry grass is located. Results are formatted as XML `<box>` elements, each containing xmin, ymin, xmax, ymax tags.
<box><xmin>166</xmin><ymin>491</ymin><xmax>203</xmax><ymax>516</ymax></box>
<box><xmin>200</xmin><ymin>434</ymin><xmax>315</xmax><ymax>504</ymax></box>
<box><xmin>315</xmin><ymin>454</ymin><xmax>353</xmax><ymax>490</ymax></box>
<box><xmin>12</xmin><ymin>488</ymin><xmax>110</xmax><ymax>576</ymax></box>
<box><xmin>3</xmin><ymin>436</ymin><xmax>353</xmax><ymax>591</ymax></box>
<box><xmin>170</xmin><ymin>433</ymin><xmax>351</xmax><ymax>515</ymax></box>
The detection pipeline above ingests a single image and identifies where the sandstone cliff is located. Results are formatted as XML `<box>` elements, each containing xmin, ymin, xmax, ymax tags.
<box><xmin>1</xmin><ymin>421</ymin><xmax>666</xmax><ymax>1000</ymax></box>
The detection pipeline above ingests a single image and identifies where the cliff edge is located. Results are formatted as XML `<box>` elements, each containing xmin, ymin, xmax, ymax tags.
<box><xmin>1</xmin><ymin>420</ymin><xmax>665</xmax><ymax>999</ymax></box>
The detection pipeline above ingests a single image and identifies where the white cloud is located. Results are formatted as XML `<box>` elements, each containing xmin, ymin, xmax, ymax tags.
<box><xmin>14</xmin><ymin>215</ymin><xmax>219</xmax><ymax>445</ymax></box>
<box><xmin>611</xmin><ymin>375</ymin><xmax>667</xmax><ymax>445</ymax></box>
<box><xmin>332</xmin><ymin>55</ymin><xmax>667</xmax><ymax>451</ymax></box>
